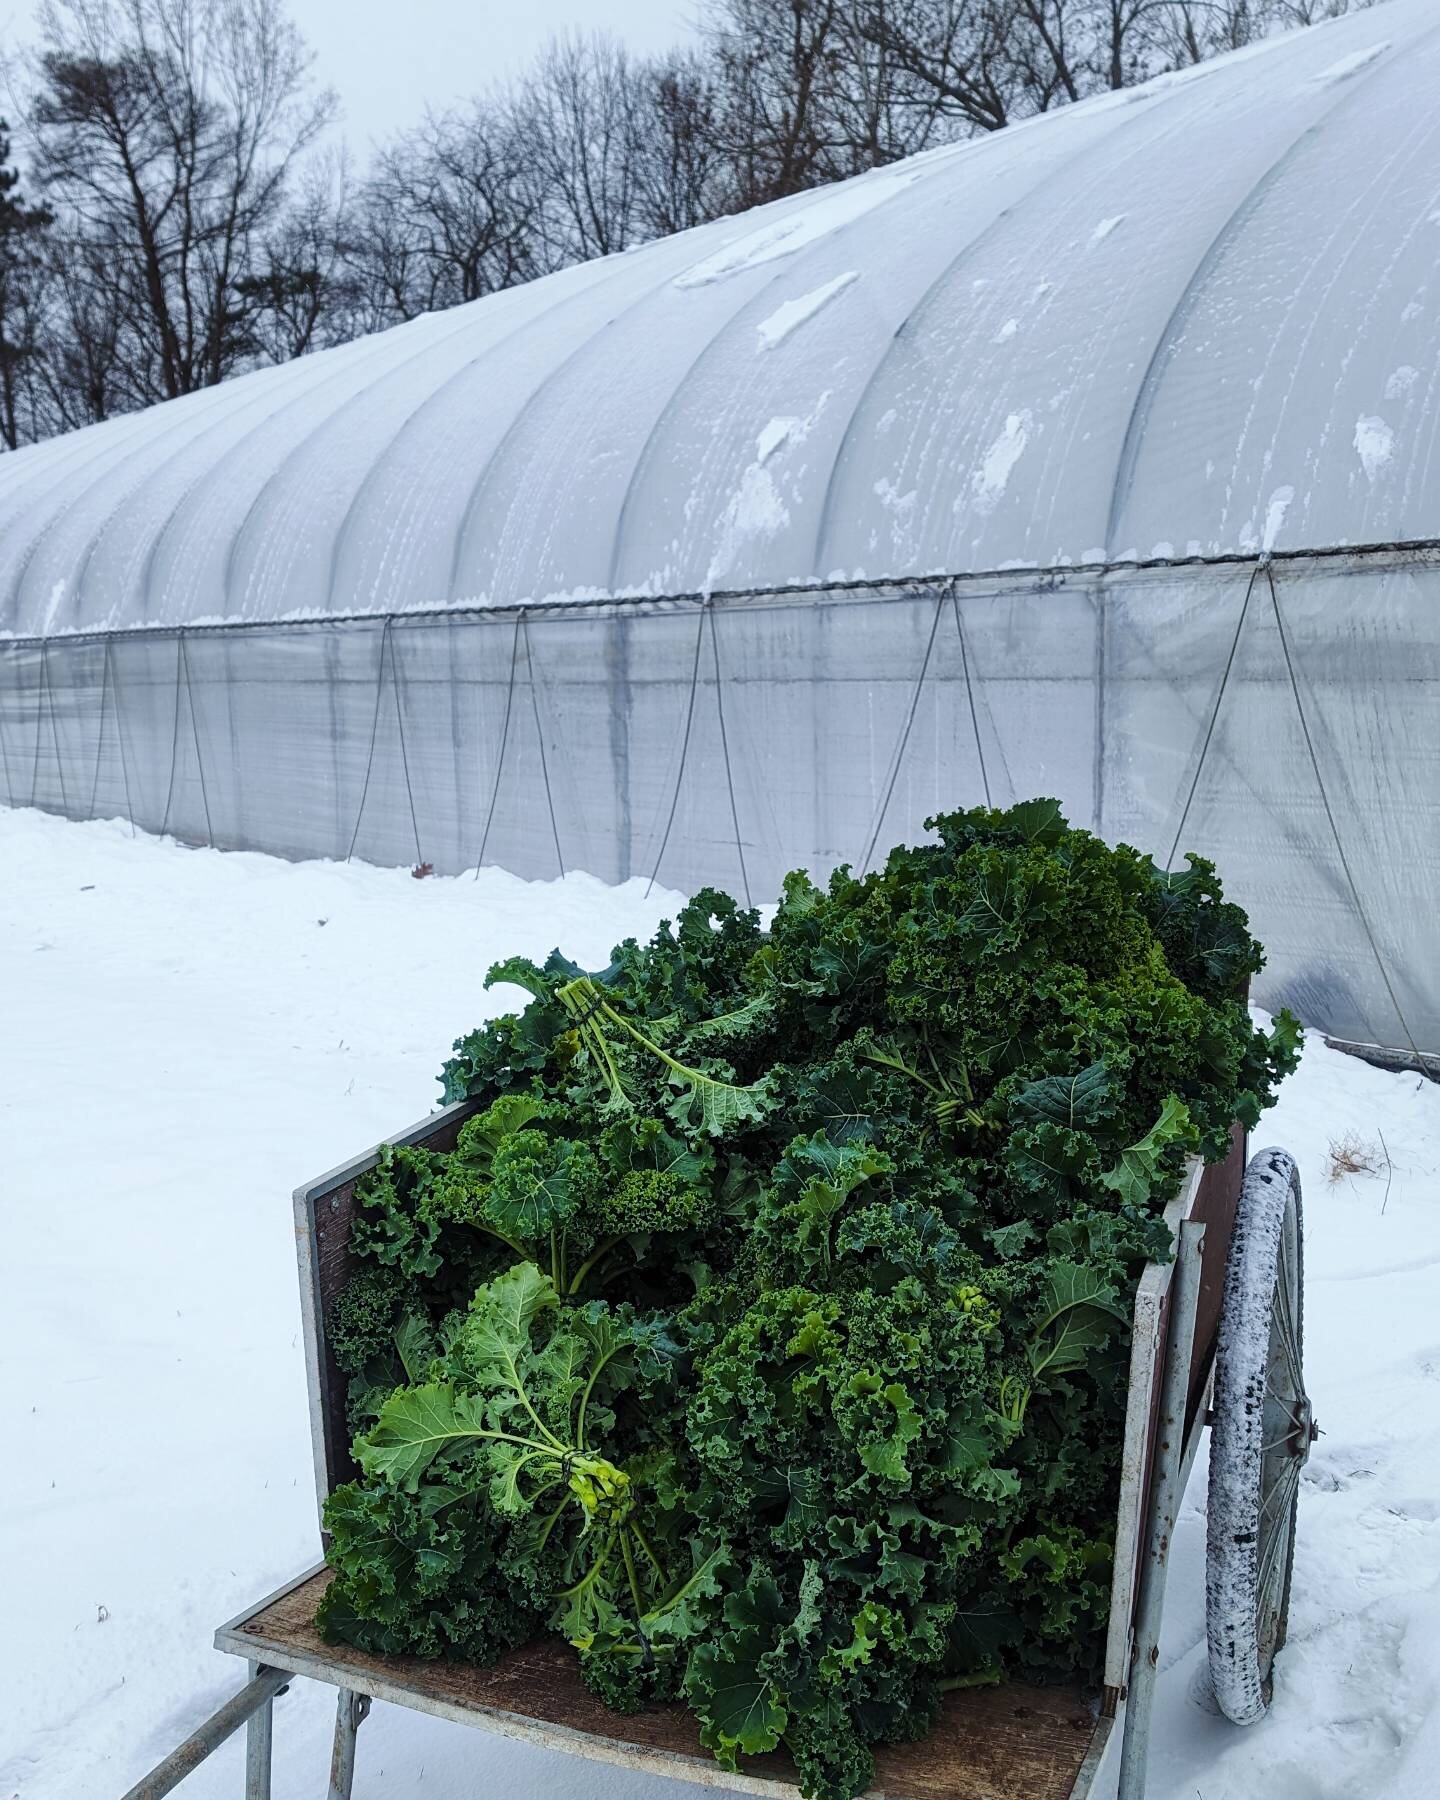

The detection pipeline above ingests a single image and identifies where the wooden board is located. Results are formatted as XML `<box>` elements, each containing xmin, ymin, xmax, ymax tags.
<box><xmin>294</xmin><ymin>1101</ymin><xmax>478</xmax><ymax>1509</ymax></box>
<box><xmin>219</xmin><ymin>1569</ymin><xmax>1108</xmax><ymax>1800</ymax></box>
<box><xmin>1187</xmin><ymin>1122</ymin><xmax>1247</xmax><ymax>1422</ymax></box>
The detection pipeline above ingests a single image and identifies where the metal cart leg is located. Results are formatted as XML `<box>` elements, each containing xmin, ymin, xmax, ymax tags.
<box><xmin>245</xmin><ymin>1660</ymin><xmax>275</xmax><ymax>1800</ymax></box>
<box><xmin>120</xmin><ymin>1666</ymin><xmax>290</xmax><ymax>1800</ymax></box>
<box><xmin>1117</xmin><ymin>1220</ymin><xmax>1207</xmax><ymax>1800</ymax></box>
<box><xmin>328</xmin><ymin>1689</ymin><xmax>371</xmax><ymax>1800</ymax></box>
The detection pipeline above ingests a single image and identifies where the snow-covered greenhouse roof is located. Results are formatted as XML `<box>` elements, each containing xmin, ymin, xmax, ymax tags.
<box><xmin>4</xmin><ymin>0</ymin><xmax>1439</xmax><ymax>638</ymax></box>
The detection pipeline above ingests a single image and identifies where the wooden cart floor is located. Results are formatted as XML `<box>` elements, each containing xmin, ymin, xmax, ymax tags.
<box><xmin>217</xmin><ymin>1569</ymin><xmax>1107</xmax><ymax>1800</ymax></box>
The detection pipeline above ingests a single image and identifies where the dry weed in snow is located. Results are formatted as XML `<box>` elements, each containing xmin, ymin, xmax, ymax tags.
<box><xmin>1326</xmin><ymin>1130</ymin><xmax>1384</xmax><ymax>1184</ymax></box>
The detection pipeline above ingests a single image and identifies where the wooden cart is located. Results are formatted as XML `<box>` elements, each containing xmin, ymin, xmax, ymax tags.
<box><xmin>124</xmin><ymin>1105</ymin><xmax>1311</xmax><ymax>1800</ymax></box>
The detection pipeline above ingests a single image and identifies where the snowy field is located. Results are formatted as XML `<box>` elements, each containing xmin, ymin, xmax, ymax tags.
<box><xmin>2</xmin><ymin>808</ymin><xmax>1437</xmax><ymax>1800</ymax></box>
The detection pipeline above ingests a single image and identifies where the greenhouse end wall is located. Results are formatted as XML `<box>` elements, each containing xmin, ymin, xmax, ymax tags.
<box><xmin>3</xmin><ymin>554</ymin><xmax>1437</xmax><ymax>1062</ymax></box>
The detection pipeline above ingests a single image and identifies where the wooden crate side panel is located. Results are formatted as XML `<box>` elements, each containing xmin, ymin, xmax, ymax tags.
<box><xmin>296</xmin><ymin>1102</ymin><xmax>478</xmax><ymax>1511</ymax></box>
<box><xmin>1102</xmin><ymin>1127</ymin><xmax>1246</xmax><ymax>1693</ymax></box>
<box><xmin>1187</xmin><ymin>1121</ymin><xmax>1246</xmax><ymax>1421</ymax></box>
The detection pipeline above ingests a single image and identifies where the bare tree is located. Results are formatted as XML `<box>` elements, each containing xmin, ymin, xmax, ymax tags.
<box><xmin>852</xmin><ymin>2</ymin><xmax>1019</xmax><ymax>134</ymax></box>
<box><xmin>516</xmin><ymin>31</ymin><xmax>648</xmax><ymax>265</ymax></box>
<box><xmin>348</xmin><ymin>101</ymin><xmax>537</xmax><ymax>322</ymax></box>
<box><xmin>0</xmin><ymin>117</ymin><xmax>54</xmax><ymax>448</ymax></box>
<box><xmin>630</xmin><ymin>49</ymin><xmax>735</xmax><ymax>236</ymax></box>
<box><xmin>239</xmin><ymin>148</ymin><xmax>362</xmax><ymax>360</ymax></box>
<box><xmin>704</xmin><ymin>0</ymin><xmax>843</xmax><ymax>205</ymax></box>
<box><xmin>27</xmin><ymin>0</ymin><xmax>334</xmax><ymax>410</ymax></box>
<box><xmin>35</xmin><ymin>227</ymin><xmax>134</xmax><ymax>427</ymax></box>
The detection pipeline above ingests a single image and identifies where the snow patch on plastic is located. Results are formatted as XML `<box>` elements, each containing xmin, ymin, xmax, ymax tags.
<box><xmin>675</xmin><ymin>169</ymin><xmax>918</xmax><ymax>288</ymax></box>
<box><xmin>1311</xmin><ymin>43</ymin><xmax>1391</xmax><ymax>85</ymax></box>
<box><xmin>1354</xmin><ymin>415</ymin><xmax>1396</xmax><ymax>482</ymax></box>
<box><xmin>1263</xmin><ymin>486</ymin><xmax>1295</xmax><ymax>550</ymax></box>
<box><xmin>1385</xmin><ymin>366</ymin><xmax>1420</xmax><ymax>400</ymax></box>
<box><xmin>755</xmin><ymin>273</ymin><xmax>859</xmax><ymax>351</ymax></box>
<box><xmin>705</xmin><ymin>396</ymin><xmax>831</xmax><ymax>590</ymax></box>
<box><xmin>968</xmin><ymin>412</ymin><xmax>1032</xmax><ymax>516</ymax></box>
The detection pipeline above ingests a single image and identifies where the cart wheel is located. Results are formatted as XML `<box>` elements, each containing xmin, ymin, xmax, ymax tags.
<box><xmin>1206</xmin><ymin>1146</ymin><xmax>1313</xmax><ymax>1725</ymax></box>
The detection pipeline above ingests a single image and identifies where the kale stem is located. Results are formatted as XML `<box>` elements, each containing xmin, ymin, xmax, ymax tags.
<box><xmin>422</xmin><ymin>1425</ymin><xmax>560</xmax><ymax>1455</ymax></box>
<box><xmin>576</xmin><ymin>1341</ymin><xmax>625</xmax><ymax>1446</ymax></box>
<box><xmin>534</xmin><ymin>1496</ymin><xmax>570</xmax><ymax>1552</ymax></box>
<box><xmin>629</xmin><ymin>1519</ymin><xmax>668</xmax><ymax>1583</ymax></box>
<box><xmin>557</xmin><ymin>980</ymin><xmax>631</xmax><ymax>1106</ymax></box>
<box><xmin>592</xmin><ymin>1024</ymin><xmax>630</xmax><ymax>1104</ymax></box>
<box><xmin>937</xmin><ymin>1669</ymin><xmax>1002</xmax><ymax>1693</ymax></box>
<box><xmin>473</xmin><ymin>1223</ymin><xmax>529</xmax><ymax>1260</ymax></box>
<box><xmin>500</xmin><ymin>1368</ymin><xmax>568</xmax><ymax>1452</ymax></box>
<box><xmin>567</xmin><ymin>1235</ymin><xmax>626</xmax><ymax>1294</ymax></box>
<box><xmin>601</xmin><ymin>1003</ymin><xmax>697</xmax><ymax>1083</ymax></box>
<box><xmin>620</xmin><ymin>1524</ymin><xmax>647</xmax><ymax>1620</ymax></box>
<box><xmin>860</xmin><ymin>1043</ymin><xmax>941</xmax><ymax>1096</ymax></box>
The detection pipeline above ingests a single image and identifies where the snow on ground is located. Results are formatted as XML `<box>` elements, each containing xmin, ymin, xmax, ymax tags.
<box><xmin>2</xmin><ymin>809</ymin><xmax>1437</xmax><ymax>1800</ymax></box>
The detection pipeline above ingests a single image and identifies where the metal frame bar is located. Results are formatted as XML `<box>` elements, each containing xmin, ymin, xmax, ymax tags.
<box><xmin>119</xmin><ymin>1666</ymin><xmax>289</xmax><ymax>1800</ymax></box>
<box><xmin>328</xmin><ymin>1691</ymin><xmax>370</xmax><ymax>1800</ymax></box>
<box><xmin>245</xmin><ymin>1660</ymin><xmax>275</xmax><ymax>1800</ymax></box>
<box><xmin>3</xmin><ymin>535</ymin><xmax>1437</xmax><ymax>651</ymax></box>
<box><xmin>1102</xmin><ymin>1156</ymin><xmax>1206</xmax><ymax>1692</ymax></box>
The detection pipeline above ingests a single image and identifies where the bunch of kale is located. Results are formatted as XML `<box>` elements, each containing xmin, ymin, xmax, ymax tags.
<box><xmin>317</xmin><ymin>799</ymin><xmax>1299</xmax><ymax>1800</ymax></box>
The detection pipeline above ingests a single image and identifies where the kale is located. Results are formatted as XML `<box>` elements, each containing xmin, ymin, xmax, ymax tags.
<box><xmin>320</xmin><ymin>801</ymin><xmax>1299</xmax><ymax>1799</ymax></box>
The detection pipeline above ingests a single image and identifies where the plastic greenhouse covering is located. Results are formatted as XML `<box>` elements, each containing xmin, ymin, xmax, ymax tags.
<box><xmin>2</xmin><ymin>0</ymin><xmax>1438</xmax><ymax>1064</ymax></box>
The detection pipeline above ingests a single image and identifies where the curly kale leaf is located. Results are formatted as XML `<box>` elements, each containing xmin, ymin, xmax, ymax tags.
<box><xmin>757</xmin><ymin>1133</ymin><xmax>893</xmax><ymax>1276</ymax></box>
<box><xmin>349</xmin><ymin>1143</ymin><xmax>445</xmax><ymax>1278</ymax></box>
<box><xmin>1098</xmin><ymin>1094</ymin><xmax>1197</xmax><ymax>1208</ymax></box>
<box><xmin>328</xmin><ymin>1263</ymin><xmax>407</xmax><ymax>1374</ymax></box>
<box><xmin>1027</xmin><ymin>1261</ymin><xmax>1129</xmax><ymax>1381</ymax></box>
<box><xmin>1142</xmin><ymin>855</ymin><xmax>1263</xmax><ymax>999</ymax></box>
<box><xmin>483</xmin><ymin>1130</ymin><xmax>588</xmax><ymax>1240</ymax></box>
<box><xmin>1009</xmin><ymin>1061</ymin><xmax>1113</xmax><ymax>1130</ymax></box>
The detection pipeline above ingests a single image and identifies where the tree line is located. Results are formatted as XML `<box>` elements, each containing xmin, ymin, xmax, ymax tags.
<box><xmin>0</xmin><ymin>0</ymin><xmax>1369</xmax><ymax>451</ymax></box>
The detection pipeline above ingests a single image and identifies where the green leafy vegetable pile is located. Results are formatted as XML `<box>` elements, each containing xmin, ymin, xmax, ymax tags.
<box><xmin>317</xmin><ymin>799</ymin><xmax>1299</xmax><ymax>1799</ymax></box>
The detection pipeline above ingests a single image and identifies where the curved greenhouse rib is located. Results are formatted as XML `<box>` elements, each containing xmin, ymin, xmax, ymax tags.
<box><xmin>68</xmin><ymin>336</ymin><xmax>386</xmax><ymax>632</ymax></box>
<box><xmin>138</xmin><ymin>323</ymin><xmax>458</xmax><ymax>630</ymax></box>
<box><xmin>323</xmin><ymin>255</ymin><xmax>628</xmax><ymax>616</ymax></box>
<box><xmin>809</xmin><ymin>86</ymin><xmax>1162</xmax><ymax>578</ymax></box>
<box><xmin>5</xmin><ymin>380</ymin><xmax>246</xmax><ymax>631</ymax></box>
<box><xmin>218</xmin><ymin>305</ymin><xmax>503</xmax><ymax>622</ymax></box>
<box><xmin>603</xmin><ymin>142</ymin><xmax>971</xmax><ymax>594</ymax></box>
<box><xmin>441</xmin><ymin>234</ymin><xmax>716</xmax><ymax>605</ymax></box>
<box><xmin>1103</xmin><ymin>27</ymin><xmax>1425</xmax><ymax>559</ymax></box>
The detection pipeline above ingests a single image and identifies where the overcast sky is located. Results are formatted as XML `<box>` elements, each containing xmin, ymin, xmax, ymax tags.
<box><xmin>0</xmin><ymin>1</ymin><xmax>698</xmax><ymax>146</ymax></box>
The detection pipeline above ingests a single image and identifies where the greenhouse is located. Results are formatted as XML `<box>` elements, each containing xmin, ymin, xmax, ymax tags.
<box><xmin>1</xmin><ymin>0</ymin><xmax>1436</xmax><ymax>1063</ymax></box>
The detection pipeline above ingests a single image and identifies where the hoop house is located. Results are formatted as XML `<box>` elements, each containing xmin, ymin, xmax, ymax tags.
<box><xmin>2</xmin><ymin>0</ymin><xmax>1437</xmax><ymax>1063</ymax></box>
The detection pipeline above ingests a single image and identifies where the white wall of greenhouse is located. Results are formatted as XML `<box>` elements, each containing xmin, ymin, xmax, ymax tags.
<box><xmin>2</xmin><ymin>0</ymin><xmax>1438</xmax><ymax>1063</ymax></box>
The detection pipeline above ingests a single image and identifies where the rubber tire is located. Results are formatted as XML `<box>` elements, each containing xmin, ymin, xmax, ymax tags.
<box><xmin>1206</xmin><ymin>1145</ymin><xmax>1305</xmax><ymax>1726</ymax></box>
